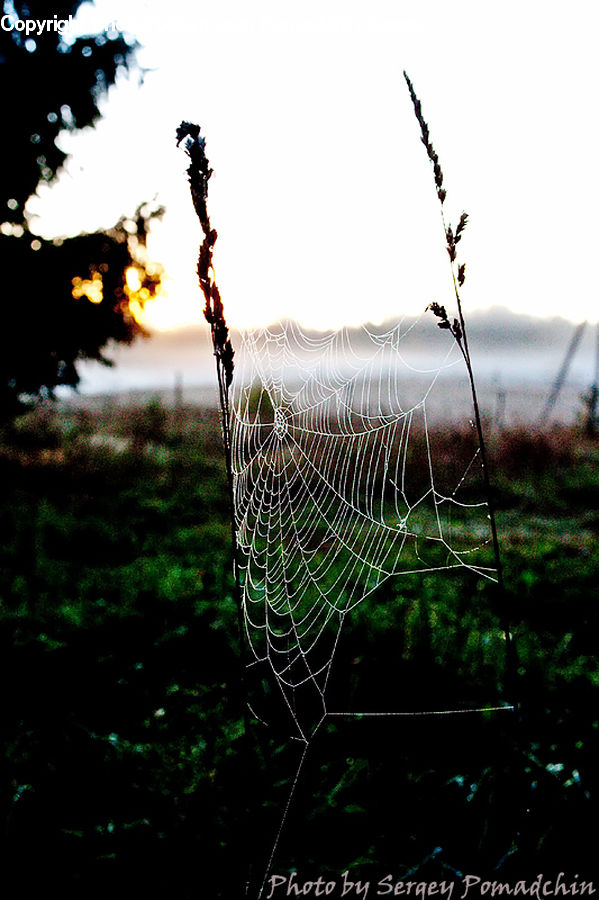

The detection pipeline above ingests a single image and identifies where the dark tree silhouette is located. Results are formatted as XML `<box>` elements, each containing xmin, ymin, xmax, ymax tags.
<box><xmin>0</xmin><ymin>0</ymin><xmax>161</xmax><ymax>418</ymax></box>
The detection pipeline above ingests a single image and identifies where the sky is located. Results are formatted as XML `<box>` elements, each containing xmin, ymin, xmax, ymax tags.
<box><xmin>26</xmin><ymin>0</ymin><xmax>599</xmax><ymax>332</ymax></box>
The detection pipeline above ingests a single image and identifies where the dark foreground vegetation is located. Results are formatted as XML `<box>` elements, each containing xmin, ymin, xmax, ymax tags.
<box><xmin>1</xmin><ymin>402</ymin><xmax>598</xmax><ymax>898</ymax></box>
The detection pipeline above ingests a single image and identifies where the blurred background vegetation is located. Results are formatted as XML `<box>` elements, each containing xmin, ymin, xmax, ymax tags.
<box><xmin>1</xmin><ymin>403</ymin><xmax>598</xmax><ymax>897</ymax></box>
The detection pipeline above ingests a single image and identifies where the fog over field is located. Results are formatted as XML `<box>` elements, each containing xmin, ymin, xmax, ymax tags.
<box><xmin>66</xmin><ymin>307</ymin><xmax>598</xmax><ymax>426</ymax></box>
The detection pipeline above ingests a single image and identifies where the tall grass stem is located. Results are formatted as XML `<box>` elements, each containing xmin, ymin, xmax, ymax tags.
<box><xmin>403</xmin><ymin>73</ymin><xmax>518</xmax><ymax>710</ymax></box>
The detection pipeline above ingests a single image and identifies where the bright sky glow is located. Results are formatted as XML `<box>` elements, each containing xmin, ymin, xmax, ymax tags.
<box><xmin>26</xmin><ymin>0</ymin><xmax>599</xmax><ymax>332</ymax></box>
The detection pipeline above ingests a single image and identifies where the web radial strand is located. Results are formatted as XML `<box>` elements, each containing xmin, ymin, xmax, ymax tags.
<box><xmin>231</xmin><ymin>318</ymin><xmax>495</xmax><ymax>706</ymax></box>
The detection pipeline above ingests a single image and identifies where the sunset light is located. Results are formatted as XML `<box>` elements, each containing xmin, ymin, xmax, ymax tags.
<box><xmin>123</xmin><ymin>262</ymin><xmax>172</xmax><ymax>330</ymax></box>
<box><xmin>27</xmin><ymin>0</ymin><xmax>599</xmax><ymax>336</ymax></box>
<box><xmin>71</xmin><ymin>270</ymin><xmax>103</xmax><ymax>304</ymax></box>
<box><xmin>125</xmin><ymin>265</ymin><xmax>142</xmax><ymax>294</ymax></box>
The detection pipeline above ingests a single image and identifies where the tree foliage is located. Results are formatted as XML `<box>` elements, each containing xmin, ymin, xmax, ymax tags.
<box><xmin>0</xmin><ymin>0</ymin><xmax>160</xmax><ymax>418</ymax></box>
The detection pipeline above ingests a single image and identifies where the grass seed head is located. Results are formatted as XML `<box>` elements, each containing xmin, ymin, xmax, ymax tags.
<box><xmin>455</xmin><ymin>212</ymin><xmax>468</xmax><ymax>241</ymax></box>
<box><xmin>177</xmin><ymin>122</ymin><xmax>234</xmax><ymax>387</ymax></box>
<box><xmin>427</xmin><ymin>301</ymin><xmax>448</xmax><ymax>321</ymax></box>
<box><xmin>404</xmin><ymin>71</ymin><xmax>446</xmax><ymax>204</ymax></box>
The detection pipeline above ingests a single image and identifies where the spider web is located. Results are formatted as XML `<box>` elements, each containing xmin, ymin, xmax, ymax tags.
<box><xmin>231</xmin><ymin>315</ymin><xmax>500</xmax><ymax>742</ymax></box>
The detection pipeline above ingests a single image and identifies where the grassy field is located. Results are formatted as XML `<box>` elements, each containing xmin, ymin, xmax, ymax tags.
<box><xmin>1</xmin><ymin>401</ymin><xmax>598</xmax><ymax>898</ymax></box>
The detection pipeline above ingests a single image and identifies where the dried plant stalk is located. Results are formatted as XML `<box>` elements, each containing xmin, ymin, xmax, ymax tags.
<box><xmin>176</xmin><ymin>122</ymin><xmax>254</xmax><ymax>895</ymax></box>
<box><xmin>403</xmin><ymin>73</ymin><xmax>517</xmax><ymax>707</ymax></box>
<box><xmin>176</xmin><ymin>121</ymin><xmax>242</xmax><ymax>649</ymax></box>
<box><xmin>176</xmin><ymin>122</ymin><xmax>234</xmax><ymax>389</ymax></box>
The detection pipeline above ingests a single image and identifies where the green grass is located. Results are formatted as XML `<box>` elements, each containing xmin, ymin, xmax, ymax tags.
<box><xmin>1</xmin><ymin>404</ymin><xmax>598</xmax><ymax>898</ymax></box>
